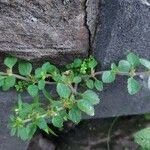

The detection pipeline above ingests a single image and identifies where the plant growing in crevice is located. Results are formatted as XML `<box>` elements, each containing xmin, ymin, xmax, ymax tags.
<box><xmin>0</xmin><ymin>52</ymin><xmax>150</xmax><ymax>147</ymax></box>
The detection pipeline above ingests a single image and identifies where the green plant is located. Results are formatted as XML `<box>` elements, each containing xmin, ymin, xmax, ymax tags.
<box><xmin>1</xmin><ymin>52</ymin><xmax>150</xmax><ymax>143</ymax></box>
<box><xmin>133</xmin><ymin>113</ymin><xmax>150</xmax><ymax>150</ymax></box>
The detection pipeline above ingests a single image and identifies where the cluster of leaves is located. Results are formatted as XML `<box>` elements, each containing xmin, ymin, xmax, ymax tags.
<box><xmin>102</xmin><ymin>52</ymin><xmax>144</xmax><ymax>95</ymax></box>
<box><xmin>1</xmin><ymin>56</ymin><xmax>101</xmax><ymax>140</ymax></box>
<box><xmin>1</xmin><ymin>52</ymin><xmax>150</xmax><ymax>143</ymax></box>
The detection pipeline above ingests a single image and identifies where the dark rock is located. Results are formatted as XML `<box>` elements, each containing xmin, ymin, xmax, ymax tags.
<box><xmin>92</xmin><ymin>0</ymin><xmax>150</xmax><ymax>118</ymax></box>
<box><xmin>0</xmin><ymin>0</ymin><xmax>89</xmax><ymax>65</ymax></box>
<box><xmin>27</xmin><ymin>133</ymin><xmax>56</xmax><ymax>150</ymax></box>
<box><xmin>93</xmin><ymin>0</ymin><xmax>150</xmax><ymax>68</ymax></box>
<box><xmin>55</xmin><ymin>116</ymin><xmax>144</xmax><ymax>150</ymax></box>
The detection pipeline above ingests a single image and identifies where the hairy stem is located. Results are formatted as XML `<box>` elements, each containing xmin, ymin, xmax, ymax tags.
<box><xmin>94</xmin><ymin>71</ymin><xmax>148</xmax><ymax>76</ymax></box>
<box><xmin>23</xmin><ymin>113</ymin><xmax>48</xmax><ymax>123</ymax></box>
<box><xmin>0</xmin><ymin>72</ymin><xmax>56</xmax><ymax>85</ymax></box>
<box><xmin>23</xmin><ymin>107</ymin><xmax>65</xmax><ymax>124</ymax></box>
<box><xmin>0</xmin><ymin>72</ymin><xmax>30</xmax><ymax>81</ymax></box>
<box><xmin>0</xmin><ymin>70</ymin><xmax>148</xmax><ymax>88</ymax></box>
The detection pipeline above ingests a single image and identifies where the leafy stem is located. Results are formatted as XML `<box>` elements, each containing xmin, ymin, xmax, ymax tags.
<box><xmin>23</xmin><ymin>113</ymin><xmax>48</xmax><ymax>124</ymax></box>
<box><xmin>1</xmin><ymin>52</ymin><xmax>150</xmax><ymax>141</ymax></box>
<box><xmin>0</xmin><ymin>70</ymin><xmax>148</xmax><ymax>86</ymax></box>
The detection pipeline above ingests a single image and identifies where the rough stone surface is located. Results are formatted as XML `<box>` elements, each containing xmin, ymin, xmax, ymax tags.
<box><xmin>93</xmin><ymin>0</ymin><xmax>150</xmax><ymax>68</ymax></box>
<box><xmin>92</xmin><ymin>0</ymin><xmax>150</xmax><ymax>118</ymax></box>
<box><xmin>86</xmin><ymin>0</ymin><xmax>100</xmax><ymax>44</ymax></box>
<box><xmin>27</xmin><ymin>133</ymin><xmax>55</xmax><ymax>150</ymax></box>
<box><xmin>0</xmin><ymin>0</ymin><xmax>89</xmax><ymax>65</ymax></box>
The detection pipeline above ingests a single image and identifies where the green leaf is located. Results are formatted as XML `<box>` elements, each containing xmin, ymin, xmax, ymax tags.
<box><xmin>10</xmin><ymin>127</ymin><xmax>17</xmax><ymax>136</ymax></box>
<box><xmin>86</xmin><ymin>79</ymin><xmax>94</xmax><ymax>89</ymax></box>
<box><xmin>0</xmin><ymin>76</ymin><xmax>6</xmax><ymax>80</ymax></box>
<box><xmin>19</xmin><ymin>104</ymin><xmax>32</xmax><ymax>119</ymax></box>
<box><xmin>26</xmin><ymin>123</ymin><xmax>37</xmax><ymax>139</ymax></box>
<box><xmin>111</xmin><ymin>63</ymin><xmax>118</xmax><ymax>71</ymax></box>
<box><xmin>42</xmin><ymin>62</ymin><xmax>51</xmax><ymax>73</ymax></box>
<box><xmin>88</xmin><ymin>57</ymin><xmax>97</xmax><ymax>69</ymax></box>
<box><xmin>102</xmin><ymin>71</ymin><xmax>116</xmax><ymax>83</ymax></box>
<box><xmin>0</xmin><ymin>79</ymin><xmax>4</xmax><ymax>87</ymax></box>
<box><xmin>56</xmin><ymin>83</ymin><xmax>71</xmax><ymax>98</ymax></box>
<box><xmin>4</xmin><ymin>57</ymin><xmax>17</xmax><ymax>68</ymax></box>
<box><xmin>140</xmin><ymin>58</ymin><xmax>150</xmax><ymax>69</ymax></box>
<box><xmin>36</xmin><ymin>118</ymin><xmax>48</xmax><ymax>133</ymax></box>
<box><xmin>69</xmin><ymin>107</ymin><xmax>81</xmax><ymax>124</ymax></box>
<box><xmin>59</xmin><ymin>110</ymin><xmax>68</xmax><ymax>120</ymax></box>
<box><xmin>66</xmin><ymin>58</ymin><xmax>82</xmax><ymax>69</ymax></box>
<box><xmin>0</xmin><ymin>76</ymin><xmax>5</xmax><ymax>87</ymax></box>
<box><xmin>18</xmin><ymin>62</ymin><xmax>32</xmax><ymax>76</ymax></box>
<box><xmin>94</xmin><ymin>80</ymin><xmax>103</xmax><ymax>91</ymax></box>
<box><xmin>73</xmin><ymin>58</ymin><xmax>82</xmax><ymax>68</ymax></box>
<box><xmin>52</xmin><ymin>73</ymin><xmax>61</xmax><ymax>82</ymax></box>
<box><xmin>61</xmin><ymin>73</ymin><xmax>74</xmax><ymax>83</ymax></box>
<box><xmin>51</xmin><ymin>101</ymin><xmax>62</xmax><ymax>111</ymax></box>
<box><xmin>52</xmin><ymin>115</ymin><xmax>64</xmax><ymax>128</ymax></box>
<box><xmin>47</xmin><ymin>65</ymin><xmax>59</xmax><ymax>74</ymax></box>
<box><xmin>127</xmin><ymin>52</ymin><xmax>140</xmax><ymax>67</ymax></box>
<box><xmin>18</xmin><ymin>127</ymin><xmax>29</xmax><ymax>141</ymax></box>
<box><xmin>77</xmin><ymin>99</ymin><xmax>95</xmax><ymax>116</ymax></box>
<box><xmin>144</xmin><ymin>113</ymin><xmax>150</xmax><ymax>120</ymax></box>
<box><xmin>73</xmin><ymin>76</ymin><xmax>82</xmax><ymax>84</ymax></box>
<box><xmin>127</xmin><ymin>78</ymin><xmax>141</xmax><ymax>95</ymax></box>
<box><xmin>38</xmin><ymin>80</ymin><xmax>45</xmax><ymax>90</ymax></box>
<box><xmin>2</xmin><ymin>75</ymin><xmax>16</xmax><ymax>90</ymax></box>
<box><xmin>118</xmin><ymin>60</ymin><xmax>131</xmax><ymax>72</ymax></box>
<box><xmin>35</xmin><ymin>68</ymin><xmax>44</xmax><ymax>79</ymax></box>
<box><xmin>134</xmin><ymin>127</ymin><xmax>150</xmax><ymax>149</ymax></box>
<box><xmin>27</xmin><ymin>85</ymin><xmax>38</xmax><ymax>97</ymax></box>
<box><xmin>82</xmin><ymin>90</ymin><xmax>100</xmax><ymax>105</ymax></box>
<box><xmin>42</xmin><ymin>62</ymin><xmax>59</xmax><ymax>74</ymax></box>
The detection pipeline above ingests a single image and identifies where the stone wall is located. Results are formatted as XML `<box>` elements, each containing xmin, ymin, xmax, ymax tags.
<box><xmin>0</xmin><ymin>0</ymin><xmax>150</xmax><ymax>150</ymax></box>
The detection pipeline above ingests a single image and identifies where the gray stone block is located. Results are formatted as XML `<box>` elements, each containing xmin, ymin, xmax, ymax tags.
<box><xmin>93</xmin><ymin>0</ymin><xmax>150</xmax><ymax>68</ymax></box>
<box><xmin>0</xmin><ymin>0</ymin><xmax>89</xmax><ymax>65</ymax></box>
<box><xmin>92</xmin><ymin>0</ymin><xmax>150</xmax><ymax>117</ymax></box>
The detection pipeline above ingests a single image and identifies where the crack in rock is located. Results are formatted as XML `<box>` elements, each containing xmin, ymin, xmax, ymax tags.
<box><xmin>86</xmin><ymin>0</ymin><xmax>100</xmax><ymax>45</ymax></box>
